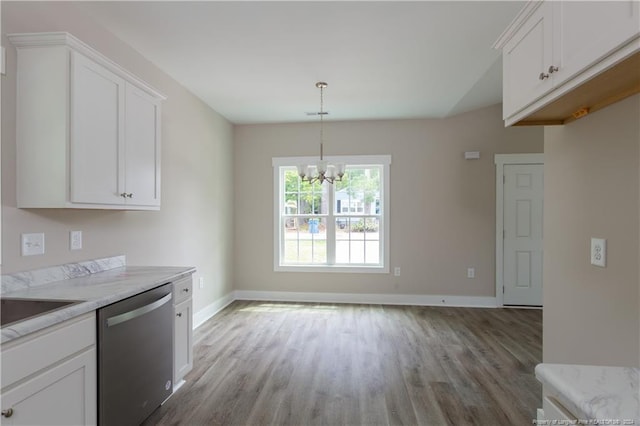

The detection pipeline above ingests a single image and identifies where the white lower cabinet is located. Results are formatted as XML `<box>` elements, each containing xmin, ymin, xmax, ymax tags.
<box><xmin>173</xmin><ymin>277</ymin><xmax>194</xmax><ymax>388</ymax></box>
<box><xmin>541</xmin><ymin>395</ymin><xmax>578</xmax><ymax>422</ymax></box>
<box><xmin>1</xmin><ymin>313</ymin><xmax>97</xmax><ymax>425</ymax></box>
<box><xmin>1</xmin><ymin>349</ymin><xmax>97</xmax><ymax>426</ymax></box>
<box><xmin>174</xmin><ymin>298</ymin><xmax>193</xmax><ymax>384</ymax></box>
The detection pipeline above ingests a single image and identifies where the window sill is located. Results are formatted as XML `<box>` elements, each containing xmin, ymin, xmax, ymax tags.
<box><xmin>275</xmin><ymin>265</ymin><xmax>389</xmax><ymax>274</ymax></box>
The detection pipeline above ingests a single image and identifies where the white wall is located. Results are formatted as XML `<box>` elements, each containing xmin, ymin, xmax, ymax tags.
<box><xmin>234</xmin><ymin>104</ymin><xmax>543</xmax><ymax>299</ymax></box>
<box><xmin>1</xmin><ymin>2</ymin><xmax>235</xmax><ymax>314</ymax></box>
<box><xmin>543</xmin><ymin>94</ymin><xmax>640</xmax><ymax>367</ymax></box>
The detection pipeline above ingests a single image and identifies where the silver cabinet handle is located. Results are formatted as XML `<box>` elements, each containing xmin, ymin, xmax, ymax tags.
<box><xmin>106</xmin><ymin>293</ymin><xmax>172</xmax><ymax>327</ymax></box>
<box><xmin>120</xmin><ymin>193</ymin><xmax>134</xmax><ymax>198</ymax></box>
<box><xmin>539</xmin><ymin>72</ymin><xmax>549</xmax><ymax>80</ymax></box>
<box><xmin>182</xmin><ymin>288</ymin><xmax>190</xmax><ymax>293</ymax></box>
<box><xmin>548</xmin><ymin>65</ymin><xmax>558</xmax><ymax>74</ymax></box>
<box><xmin>127</xmin><ymin>193</ymin><xmax>134</xmax><ymax>198</ymax></box>
<box><xmin>176</xmin><ymin>312</ymin><xmax>182</xmax><ymax>317</ymax></box>
<box><xmin>120</xmin><ymin>192</ymin><xmax>128</xmax><ymax>198</ymax></box>
<box><xmin>2</xmin><ymin>408</ymin><xmax>14</xmax><ymax>418</ymax></box>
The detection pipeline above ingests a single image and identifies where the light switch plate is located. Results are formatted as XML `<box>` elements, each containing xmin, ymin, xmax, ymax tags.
<box><xmin>467</xmin><ymin>267</ymin><xmax>475</xmax><ymax>278</ymax></box>
<box><xmin>590</xmin><ymin>238</ymin><xmax>606</xmax><ymax>267</ymax></box>
<box><xmin>22</xmin><ymin>233</ymin><xmax>45</xmax><ymax>256</ymax></box>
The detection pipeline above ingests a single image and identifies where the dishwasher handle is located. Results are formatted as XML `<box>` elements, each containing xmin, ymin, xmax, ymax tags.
<box><xmin>106</xmin><ymin>292</ymin><xmax>173</xmax><ymax>327</ymax></box>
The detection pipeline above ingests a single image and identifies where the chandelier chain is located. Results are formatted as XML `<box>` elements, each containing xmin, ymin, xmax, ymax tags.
<box><xmin>319</xmin><ymin>84</ymin><xmax>324</xmax><ymax>160</ymax></box>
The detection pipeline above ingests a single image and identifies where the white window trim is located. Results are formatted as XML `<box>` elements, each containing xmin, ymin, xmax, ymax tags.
<box><xmin>273</xmin><ymin>155</ymin><xmax>391</xmax><ymax>273</ymax></box>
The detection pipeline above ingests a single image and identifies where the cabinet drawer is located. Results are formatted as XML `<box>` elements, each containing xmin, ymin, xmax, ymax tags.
<box><xmin>1</xmin><ymin>312</ymin><xmax>96</xmax><ymax>389</ymax></box>
<box><xmin>173</xmin><ymin>277</ymin><xmax>193</xmax><ymax>305</ymax></box>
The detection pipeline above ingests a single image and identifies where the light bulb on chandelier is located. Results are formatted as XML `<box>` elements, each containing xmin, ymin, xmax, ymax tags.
<box><xmin>297</xmin><ymin>82</ymin><xmax>345</xmax><ymax>184</ymax></box>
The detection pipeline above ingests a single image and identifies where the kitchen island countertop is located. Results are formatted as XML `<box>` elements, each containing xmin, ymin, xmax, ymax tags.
<box><xmin>535</xmin><ymin>363</ymin><xmax>640</xmax><ymax>423</ymax></box>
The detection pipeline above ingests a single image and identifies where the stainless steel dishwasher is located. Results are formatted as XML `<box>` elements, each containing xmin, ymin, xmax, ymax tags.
<box><xmin>98</xmin><ymin>283</ymin><xmax>173</xmax><ymax>426</ymax></box>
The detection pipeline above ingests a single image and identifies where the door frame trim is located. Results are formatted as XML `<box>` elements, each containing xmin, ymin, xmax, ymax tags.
<box><xmin>494</xmin><ymin>153</ymin><xmax>544</xmax><ymax>307</ymax></box>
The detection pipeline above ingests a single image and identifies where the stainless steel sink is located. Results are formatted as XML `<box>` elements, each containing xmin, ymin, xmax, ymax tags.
<box><xmin>1</xmin><ymin>298</ymin><xmax>82</xmax><ymax>328</ymax></box>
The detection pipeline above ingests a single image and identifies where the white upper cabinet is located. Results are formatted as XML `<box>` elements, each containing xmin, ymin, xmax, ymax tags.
<box><xmin>495</xmin><ymin>1</ymin><xmax>640</xmax><ymax>126</ymax></box>
<box><xmin>123</xmin><ymin>84</ymin><xmax>162</xmax><ymax>207</ymax></box>
<box><xmin>70</xmin><ymin>51</ymin><xmax>126</xmax><ymax>205</ymax></box>
<box><xmin>502</xmin><ymin>2</ymin><xmax>554</xmax><ymax>117</ymax></box>
<box><xmin>554</xmin><ymin>1</ymin><xmax>639</xmax><ymax>84</ymax></box>
<box><xmin>9</xmin><ymin>32</ymin><xmax>165</xmax><ymax>210</ymax></box>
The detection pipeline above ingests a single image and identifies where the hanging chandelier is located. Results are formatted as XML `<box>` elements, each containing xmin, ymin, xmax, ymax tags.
<box><xmin>297</xmin><ymin>82</ymin><xmax>345</xmax><ymax>185</ymax></box>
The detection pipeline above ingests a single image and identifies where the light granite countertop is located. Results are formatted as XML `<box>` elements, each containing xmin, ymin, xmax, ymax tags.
<box><xmin>1</xmin><ymin>256</ymin><xmax>195</xmax><ymax>344</ymax></box>
<box><xmin>536</xmin><ymin>363</ymin><xmax>640</xmax><ymax>423</ymax></box>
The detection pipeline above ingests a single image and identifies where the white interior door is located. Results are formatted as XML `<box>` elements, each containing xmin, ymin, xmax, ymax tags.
<box><xmin>503</xmin><ymin>164</ymin><xmax>544</xmax><ymax>306</ymax></box>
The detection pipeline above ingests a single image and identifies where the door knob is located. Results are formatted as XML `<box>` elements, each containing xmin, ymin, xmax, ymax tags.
<box><xmin>2</xmin><ymin>408</ymin><xmax>14</xmax><ymax>418</ymax></box>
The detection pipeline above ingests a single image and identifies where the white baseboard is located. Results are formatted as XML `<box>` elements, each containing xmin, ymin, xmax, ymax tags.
<box><xmin>233</xmin><ymin>290</ymin><xmax>498</xmax><ymax>308</ymax></box>
<box><xmin>193</xmin><ymin>291</ymin><xmax>235</xmax><ymax>329</ymax></box>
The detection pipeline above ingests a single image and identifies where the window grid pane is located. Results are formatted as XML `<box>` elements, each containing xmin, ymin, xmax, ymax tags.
<box><xmin>334</xmin><ymin>216</ymin><xmax>380</xmax><ymax>265</ymax></box>
<box><xmin>283</xmin><ymin>216</ymin><xmax>327</xmax><ymax>264</ymax></box>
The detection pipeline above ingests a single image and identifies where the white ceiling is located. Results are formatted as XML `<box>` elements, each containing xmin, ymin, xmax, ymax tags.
<box><xmin>79</xmin><ymin>1</ymin><xmax>524</xmax><ymax>124</ymax></box>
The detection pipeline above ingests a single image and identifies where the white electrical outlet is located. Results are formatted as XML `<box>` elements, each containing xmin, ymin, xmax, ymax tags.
<box><xmin>70</xmin><ymin>230</ymin><xmax>82</xmax><ymax>250</ymax></box>
<box><xmin>591</xmin><ymin>238</ymin><xmax>606</xmax><ymax>267</ymax></box>
<box><xmin>22</xmin><ymin>233</ymin><xmax>45</xmax><ymax>256</ymax></box>
<box><xmin>199</xmin><ymin>277</ymin><xmax>204</xmax><ymax>289</ymax></box>
<box><xmin>467</xmin><ymin>267</ymin><xmax>475</xmax><ymax>278</ymax></box>
<box><xmin>394</xmin><ymin>267</ymin><xmax>401</xmax><ymax>277</ymax></box>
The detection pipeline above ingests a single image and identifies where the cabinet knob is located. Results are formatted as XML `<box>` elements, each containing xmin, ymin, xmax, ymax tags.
<box><xmin>182</xmin><ymin>288</ymin><xmax>190</xmax><ymax>293</ymax></box>
<box><xmin>176</xmin><ymin>312</ymin><xmax>182</xmax><ymax>317</ymax></box>
<box><xmin>127</xmin><ymin>193</ymin><xmax>134</xmax><ymax>198</ymax></box>
<box><xmin>120</xmin><ymin>193</ymin><xmax>128</xmax><ymax>198</ymax></box>
<box><xmin>539</xmin><ymin>72</ymin><xmax>550</xmax><ymax>80</ymax></box>
<box><xmin>2</xmin><ymin>408</ymin><xmax>14</xmax><ymax>418</ymax></box>
<box><xmin>548</xmin><ymin>65</ymin><xmax>558</xmax><ymax>74</ymax></box>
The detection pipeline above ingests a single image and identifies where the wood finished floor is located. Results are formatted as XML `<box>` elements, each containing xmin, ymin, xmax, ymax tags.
<box><xmin>143</xmin><ymin>301</ymin><xmax>542</xmax><ymax>426</ymax></box>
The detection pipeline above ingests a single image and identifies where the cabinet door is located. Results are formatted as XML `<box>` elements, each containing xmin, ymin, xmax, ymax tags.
<box><xmin>174</xmin><ymin>298</ymin><xmax>193</xmax><ymax>384</ymax></box>
<box><xmin>502</xmin><ymin>2</ymin><xmax>554</xmax><ymax>118</ymax></box>
<box><xmin>554</xmin><ymin>1</ymin><xmax>640</xmax><ymax>85</ymax></box>
<box><xmin>1</xmin><ymin>348</ymin><xmax>97</xmax><ymax>426</ymax></box>
<box><xmin>124</xmin><ymin>84</ymin><xmax>161</xmax><ymax>207</ymax></box>
<box><xmin>70</xmin><ymin>52</ymin><xmax>125</xmax><ymax>205</ymax></box>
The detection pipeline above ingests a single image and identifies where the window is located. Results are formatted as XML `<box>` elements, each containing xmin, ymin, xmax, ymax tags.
<box><xmin>273</xmin><ymin>155</ymin><xmax>390</xmax><ymax>272</ymax></box>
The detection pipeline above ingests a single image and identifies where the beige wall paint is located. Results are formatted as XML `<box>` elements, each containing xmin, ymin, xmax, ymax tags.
<box><xmin>1</xmin><ymin>2</ymin><xmax>235</xmax><ymax>314</ymax></box>
<box><xmin>543</xmin><ymin>94</ymin><xmax>640</xmax><ymax>367</ymax></box>
<box><xmin>234</xmin><ymin>104</ymin><xmax>543</xmax><ymax>297</ymax></box>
